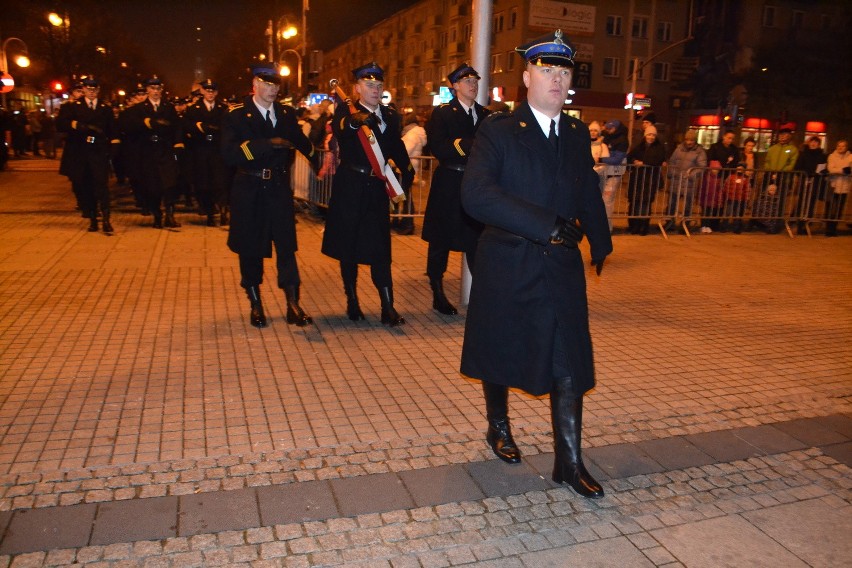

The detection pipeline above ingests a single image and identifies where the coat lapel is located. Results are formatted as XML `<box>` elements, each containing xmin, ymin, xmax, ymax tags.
<box><xmin>515</xmin><ymin>102</ymin><xmax>558</xmax><ymax>169</ymax></box>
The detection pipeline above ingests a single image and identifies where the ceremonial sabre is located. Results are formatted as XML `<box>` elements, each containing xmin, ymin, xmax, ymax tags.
<box><xmin>329</xmin><ymin>78</ymin><xmax>406</xmax><ymax>203</ymax></box>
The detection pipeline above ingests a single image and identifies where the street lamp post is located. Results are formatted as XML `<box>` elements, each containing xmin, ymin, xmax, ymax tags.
<box><xmin>281</xmin><ymin>49</ymin><xmax>302</xmax><ymax>89</ymax></box>
<box><xmin>0</xmin><ymin>36</ymin><xmax>31</xmax><ymax>107</ymax></box>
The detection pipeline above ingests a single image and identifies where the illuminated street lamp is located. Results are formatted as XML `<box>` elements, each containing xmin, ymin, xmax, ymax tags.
<box><xmin>0</xmin><ymin>36</ymin><xmax>31</xmax><ymax>106</ymax></box>
<box><xmin>48</xmin><ymin>12</ymin><xmax>64</xmax><ymax>27</ymax></box>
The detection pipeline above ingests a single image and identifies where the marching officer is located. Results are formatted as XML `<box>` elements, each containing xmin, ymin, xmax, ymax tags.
<box><xmin>184</xmin><ymin>79</ymin><xmax>229</xmax><ymax>226</ymax></box>
<box><xmin>460</xmin><ymin>31</ymin><xmax>612</xmax><ymax>498</ymax></box>
<box><xmin>57</xmin><ymin>81</ymin><xmax>85</xmax><ymax>213</ymax></box>
<box><xmin>221</xmin><ymin>63</ymin><xmax>318</xmax><ymax>328</ymax></box>
<box><xmin>421</xmin><ymin>63</ymin><xmax>489</xmax><ymax>315</ymax></box>
<box><xmin>126</xmin><ymin>76</ymin><xmax>184</xmax><ymax>228</ymax></box>
<box><xmin>117</xmin><ymin>83</ymin><xmax>148</xmax><ymax>212</ymax></box>
<box><xmin>56</xmin><ymin>76</ymin><xmax>119</xmax><ymax>233</ymax></box>
<box><xmin>321</xmin><ymin>62</ymin><xmax>414</xmax><ymax>325</ymax></box>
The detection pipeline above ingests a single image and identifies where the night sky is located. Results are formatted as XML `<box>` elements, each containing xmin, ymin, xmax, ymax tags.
<box><xmin>109</xmin><ymin>0</ymin><xmax>421</xmax><ymax>87</ymax></box>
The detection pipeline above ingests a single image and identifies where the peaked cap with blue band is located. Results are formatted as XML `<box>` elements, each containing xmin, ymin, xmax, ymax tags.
<box><xmin>250</xmin><ymin>63</ymin><xmax>281</xmax><ymax>85</ymax></box>
<box><xmin>447</xmin><ymin>63</ymin><xmax>480</xmax><ymax>85</ymax></box>
<box><xmin>199</xmin><ymin>78</ymin><xmax>218</xmax><ymax>90</ymax></box>
<box><xmin>515</xmin><ymin>29</ymin><xmax>576</xmax><ymax>67</ymax></box>
<box><xmin>352</xmin><ymin>62</ymin><xmax>384</xmax><ymax>82</ymax></box>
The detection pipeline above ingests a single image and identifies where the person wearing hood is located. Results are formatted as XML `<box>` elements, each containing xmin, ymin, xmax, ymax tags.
<box><xmin>599</xmin><ymin>119</ymin><xmax>629</xmax><ymax>231</ymax></box>
<box><xmin>626</xmin><ymin>124</ymin><xmax>667</xmax><ymax>235</ymax></box>
<box><xmin>664</xmin><ymin>130</ymin><xmax>707</xmax><ymax>232</ymax></box>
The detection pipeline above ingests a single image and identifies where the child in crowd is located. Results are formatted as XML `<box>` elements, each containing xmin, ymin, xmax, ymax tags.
<box><xmin>724</xmin><ymin>165</ymin><xmax>751</xmax><ymax>234</ymax></box>
<box><xmin>698</xmin><ymin>161</ymin><xmax>725</xmax><ymax>233</ymax></box>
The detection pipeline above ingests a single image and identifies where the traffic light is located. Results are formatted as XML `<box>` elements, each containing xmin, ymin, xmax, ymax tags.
<box><xmin>52</xmin><ymin>81</ymin><xmax>64</xmax><ymax>92</ymax></box>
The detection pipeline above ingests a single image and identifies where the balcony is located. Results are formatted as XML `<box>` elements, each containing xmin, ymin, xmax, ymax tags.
<box><xmin>425</xmin><ymin>49</ymin><xmax>441</xmax><ymax>63</ymax></box>
<box><xmin>428</xmin><ymin>14</ymin><xmax>443</xmax><ymax>28</ymax></box>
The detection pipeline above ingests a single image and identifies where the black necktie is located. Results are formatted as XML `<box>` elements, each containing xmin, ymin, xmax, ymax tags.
<box><xmin>548</xmin><ymin>119</ymin><xmax>558</xmax><ymax>150</ymax></box>
<box><xmin>372</xmin><ymin>112</ymin><xmax>383</xmax><ymax>132</ymax></box>
<box><xmin>266</xmin><ymin>110</ymin><xmax>273</xmax><ymax>128</ymax></box>
<box><xmin>468</xmin><ymin>107</ymin><xmax>475</xmax><ymax>126</ymax></box>
<box><xmin>89</xmin><ymin>101</ymin><xmax>95</xmax><ymax>110</ymax></box>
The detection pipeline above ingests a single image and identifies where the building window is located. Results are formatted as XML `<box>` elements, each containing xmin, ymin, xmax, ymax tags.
<box><xmin>762</xmin><ymin>6</ymin><xmax>777</xmax><ymax>27</ymax></box>
<box><xmin>440</xmin><ymin>32</ymin><xmax>447</xmax><ymax>48</ymax></box>
<box><xmin>491</xmin><ymin>52</ymin><xmax>505</xmax><ymax>73</ymax></box>
<box><xmin>628</xmin><ymin>59</ymin><xmax>645</xmax><ymax>80</ymax></box>
<box><xmin>506</xmin><ymin>51</ymin><xmax>516</xmax><ymax>72</ymax></box>
<box><xmin>791</xmin><ymin>10</ymin><xmax>804</xmax><ymax>28</ymax></box>
<box><xmin>509</xmin><ymin>7</ymin><xmax>518</xmax><ymax>30</ymax></box>
<box><xmin>606</xmin><ymin>15</ymin><xmax>622</xmax><ymax>36</ymax></box>
<box><xmin>656</xmin><ymin>21</ymin><xmax>672</xmax><ymax>42</ymax></box>
<box><xmin>632</xmin><ymin>16</ymin><xmax>649</xmax><ymax>39</ymax></box>
<box><xmin>463</xmin><ymin>22</ymin><xmax>472</xmax><ymax>42</ymax></box>
<box><xmin>603</xmin><ymin>57</ymin><xmax>620</xmax><ymax>78</ymax></box>
<box><xmin>653</xmin><ymin>62</ymin><xmax>670</xmax><ymax>82</ymax></box>
<box><xmin>450</xmin><ymin>26</ymin><xmax>457</xmax><ymax>42</ymax></box>
<box><xmin>493</xmin><ymin>12</ymin><xmax>504</xmax><ymax>34</ymax></box>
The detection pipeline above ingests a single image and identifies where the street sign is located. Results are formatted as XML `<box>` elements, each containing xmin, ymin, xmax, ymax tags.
<box><xmin>0</xmin><ymin>74</ymin><xmax>14</xmax><ymax>94</ymax></box>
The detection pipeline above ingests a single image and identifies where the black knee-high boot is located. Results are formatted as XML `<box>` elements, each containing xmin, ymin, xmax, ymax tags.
<box><xmin>379</xmin><ymin>287</ymin><xmax>404</xmax><ymax>326</ymax></box>
<box><xmin>483</xmin><ymin>381</ymin><xmax>521</xmax><ymax>463</ymax></box>
<box><xmin>246</xmin><ymin>286</ymin><xmax>267</xmax><ymax>328</ymax></box>
<box><xmin>341</xmin><ymin>264</ymin><xmax>364</xmax><ymax>321</ymax></box>
<box><xmin>429</xmin><ymin>278</ymin><xmax>458</xmax><ymax>315</ymax></box>
<box><xmin>551</xmin><ymin>379</ymin><xmax>603</xmax><ymax>498</ymax></box>
<box><xmin>284</xmin><ymin>285</ymin><xmax>312</xmax><ymax>326</ymax></box>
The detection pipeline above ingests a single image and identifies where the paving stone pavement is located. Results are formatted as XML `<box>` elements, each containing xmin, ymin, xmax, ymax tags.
<box><xmin>0</xmin><ymin>166</ymin><xmax>850</xmax><ymax>566</ymax></box>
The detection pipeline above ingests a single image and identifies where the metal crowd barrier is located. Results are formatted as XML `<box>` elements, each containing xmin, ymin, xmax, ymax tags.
<box><xmin>292</xmin><ymin>153</ymin><xmax>850</xmax><ymax>238</ymax></box>
<box><xmin>592</xmin><ymin>164</ymin><xmax>850</xmax><ymax>239</ymax></box>
<box><xmin>291</xmin><ymin>151</ymin><xmax>435</xmax><ymax>219</ymax></box>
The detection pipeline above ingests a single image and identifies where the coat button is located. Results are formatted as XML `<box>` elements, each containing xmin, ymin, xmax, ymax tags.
<box><xmin>544</xmin><ymin>250</ymin><xmax>550</xmax><ymax>256</ymax></box>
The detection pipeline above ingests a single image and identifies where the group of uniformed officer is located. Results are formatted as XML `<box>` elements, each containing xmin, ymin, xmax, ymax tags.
<box><xmin>58</xmin><ymin>75</ymin><xmax>232</xmax><ymax>232</ymax></box>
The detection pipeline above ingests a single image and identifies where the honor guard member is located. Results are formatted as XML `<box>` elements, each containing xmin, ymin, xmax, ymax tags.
<box><xmin>185</xmin><ymin>79</ymin><xmax>229</xmax><ymax>226</ymax></box>
<box><xmin>460</xmin><ymin>31</ymin><xmax>612</xmax><ymax>498</ymax></box>
<box><xmin>421</xmin><ymin>63</ymin><xmax>489</xmax><ymax>315</ymax></box>
<box><xmin>321</xmin><ymin>62</ymin><xmax>414</xmax><ymax>325</ymax></box>
<box><xmin>221</xmin><ymin>63</ymin><xmax>318</xmax><ymax>328</ymax></box>
<box><xmin>56</xmin><ymin>76</ymin><xmax>119</xmax><ymax>233</ymax></box>
<box><xmin>117</xmin><ymin>83</ymin><xmax>149</xmax><ymax>212</ymax></box>
<box><xmin>172</xmin><ymin>96</ymin><xmax>194</xmax><ymax>212</ymax></box>
<box><xmin>127</xmin><ymin>76</ymin><xmax>184</xmax><ymax>228</ymax></box>
<box><xmin>58</xmin><ymin>81</ymin><xmax>85</xmax><ymax>213</ymax></box>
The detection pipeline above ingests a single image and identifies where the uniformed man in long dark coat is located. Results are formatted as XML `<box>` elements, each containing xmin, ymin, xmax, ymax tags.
<box><xmin>321</xmin><ymin>62</ymin><xmax>414</xmax><ymax>326</ymax></box>
<box><xmin>56</xmin><ymin>76</ymin><xmax>119</xmax><ymax>233</ymax></box>
<box><xmin>185</xmin><ymin>79</ymin><xmax>229</xmax><ymax>226</ymax></box>
<box><xmin>125</xmin><ymin>76</ymin><xmax>184</xmax><ymax>228</ymax></box>
<box><xmin>221</xmin><ymin>63</ymin><xmax>317</xmax><ymax>329</ymax></box>
<box><xmin>461</xmin><ymin>31</ymin><xmax>613</xmax><ymax>499</ymax></box>
<box><xmin>117</xmin><ymin>84</ymin><xmax>148</xmax><ymax>213</ymax></box>
<box><xmin>57</xmin><ymin>82</ymin><xmax>84</xmax><ymax>213</ymax></box>
<box><xmin>421</xmin><ymin>63</ymin><xmax>489</xmax><ymax>315</ymax></box>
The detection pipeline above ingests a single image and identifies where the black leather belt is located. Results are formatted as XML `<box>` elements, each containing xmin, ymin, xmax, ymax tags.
<box><xmin>443</xmin><ymin>163</ymin><xmax>466</xmax><ymax>172</ymax></box>
<box><xmin>148</xmin><ymin>135</ymin><xmax>161</xmax><ymax>143</ymax></box>
<box><xmin>85</xmin><ymin>136</ymin><xmax>98</xmax><ymax>144</ymax></box>
<box><xmin>238</xmin><ymin>167</ymin><xmax>286</xmax><ymax>180</ymax></box>
<box><xmin>345</xmin><ymin>163</ymin><xmax>377</xmax><ymax>176</ymax></box>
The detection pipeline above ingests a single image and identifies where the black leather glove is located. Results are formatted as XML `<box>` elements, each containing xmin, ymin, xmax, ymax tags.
<box><xmin>549</xmin><ymin>217</ymin><xmax>584</xmax><ymax>247</ymax></box>
<box><xmin>349</xmin><ymin>111</ymin><xmax>378</xmax><ymax>129</ymax></box>
<box><xmin>591</xmin><ymin>257</ymin><xmax>605</xmax><ymax>276</ymax></box>
<box><xmin>843</xmin><ymin>166</ymin><xmax>851</xmax><ymax>175</ymax></box>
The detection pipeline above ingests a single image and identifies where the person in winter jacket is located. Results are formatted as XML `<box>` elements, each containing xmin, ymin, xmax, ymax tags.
<box><xmin>664</xmin><ymin>129</ymin><xmax>707</xmax><ymax>231</ymax></box>
<box><xmin>825</xmin><ymin>139</ymin><xmax>851</xmax><ymax>236</ymax></box>
<box><xmin>626</xmin><ymin>125</ymin><xmax>667</xmax><ymax>235</ymax></box>
<box><xmin>793</xmin><ymin>136</ymin><xmax>827</xmax><ymax>233</ymax></box>
<box><xmin>600</xmin><ymin>119</ymin><xmax>629</xmax><ymax>231</ymax></box>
